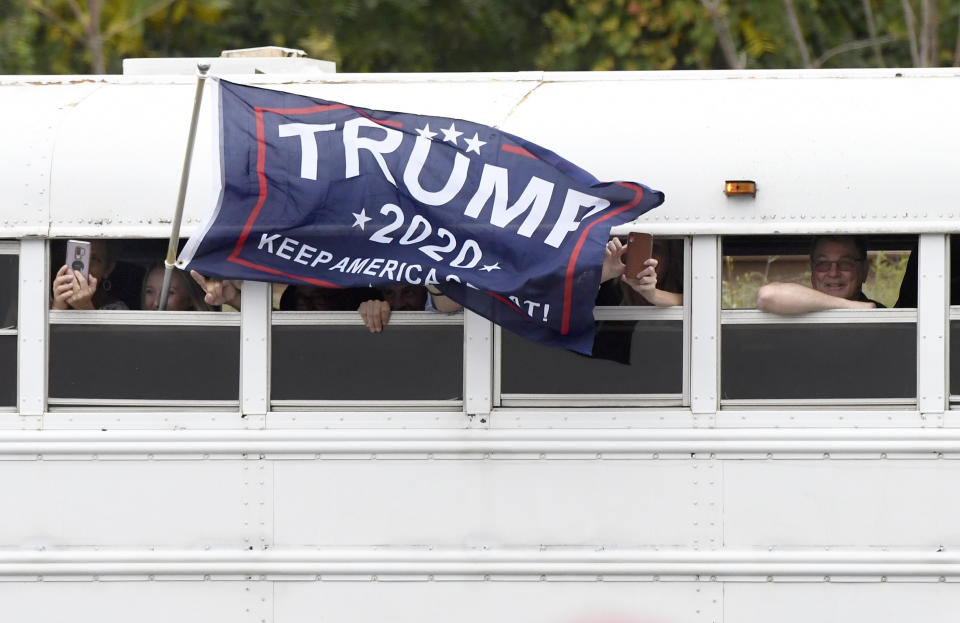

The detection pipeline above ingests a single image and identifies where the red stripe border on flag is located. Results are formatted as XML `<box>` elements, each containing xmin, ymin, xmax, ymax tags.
<box><xmin>560</xmin><ymin>182</ymin><xmax>644</xmax><ymax>335</ymax></box>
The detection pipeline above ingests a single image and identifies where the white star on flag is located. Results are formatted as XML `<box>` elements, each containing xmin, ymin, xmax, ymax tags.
<box><xmin>441</xmin><ymin>123</ymin><xmax>463</xmax><ymax>145</ymax></box>
<box><xmin>416</xmin><ymin>124</ymin><xmax>437</xmax><ymax>140</ymax></box>
<box><xmin>480</xmin><ymin>262</ymin><xmax>501</xmax><ymax>272</ymax></box>
<box><xmin>464</xmin><ymin>132</ymin><xmax>486</xmax><ymax>154</ymax></box>
<box><xmin>352</xmin><ymin>208</ymin><xmax>371</xmax><ymax>230</ymax></box>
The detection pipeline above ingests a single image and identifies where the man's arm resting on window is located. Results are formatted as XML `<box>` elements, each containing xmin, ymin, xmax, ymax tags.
<box><xmin>427</xmin><ymin>286</ymin><xmax>462</xmax><ymax>313</ymax></box>
<box><xmin>756</xmin><ymin>282</ymin><xmax>876</xmax><ymax>314</ymax></box>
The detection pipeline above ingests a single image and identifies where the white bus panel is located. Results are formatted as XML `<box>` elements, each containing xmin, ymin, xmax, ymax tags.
<box><xmin>3</xmin><ymin>68</ymin><xmax>959</xmax><ymax>236</ymax></box>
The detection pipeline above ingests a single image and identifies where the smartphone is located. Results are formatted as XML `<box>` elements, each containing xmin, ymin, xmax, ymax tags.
<box><xmin>625</xmin><ymin>233</ymin><xmax>653</xmax><ymax>278</ymax></box>
<box><xmin>65</xmin><ymin>240</ymin><xmax>91</xmax><ymax>279</ymax></box>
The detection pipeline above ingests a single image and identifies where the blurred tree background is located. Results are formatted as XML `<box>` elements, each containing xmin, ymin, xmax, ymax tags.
<box><xmin>1</xmin><ymin>0</ymin><xmax>958</xmax><ymax>74</ymax></box>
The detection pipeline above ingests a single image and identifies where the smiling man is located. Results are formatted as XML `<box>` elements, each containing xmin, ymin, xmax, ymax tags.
<box><xmin>756</xmin><ymin>236</ymin><xmax>882</xmax><ymax>314</ymax></box>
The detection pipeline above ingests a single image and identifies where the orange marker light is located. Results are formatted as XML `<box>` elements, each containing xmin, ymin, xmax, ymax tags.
<box><xmin>724</xmin><ymin>180</ymin><xmax>757</xmax><ymax>196</ymax></box>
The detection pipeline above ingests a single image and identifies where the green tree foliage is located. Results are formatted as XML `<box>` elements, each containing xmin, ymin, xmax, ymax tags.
<box><xmin>537</xmin><ymin>0</ymin><xmax>719</xmax><ymax>70</ymax></box>
<box><xmin>538</xmin><ymin>0</ymin><xmax>960</xmax><ymax>70</ymax></box>
<box><xmin>246</xmin><ymin>0</ymin><xmax>566</xmax><ymax>72</ymax></box>
<box><xmin>3</xmin><ymin>0</ymin><xmax>959</xmax><ymax>74</ymax></box>
<box><xmin>0</xmin><ymin>0</ymin><xmax>226</xmax><ymax>73</ymax></box>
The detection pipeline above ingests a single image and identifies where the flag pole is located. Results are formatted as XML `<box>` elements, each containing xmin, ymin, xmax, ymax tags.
<box><xmin>159</xmin><ymin>62</ymin><xmax>211</xmax><ymax>310</ymax></box>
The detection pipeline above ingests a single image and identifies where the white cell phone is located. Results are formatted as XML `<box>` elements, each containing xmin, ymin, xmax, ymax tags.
<box><xmin>65</xmin><ymin>240</ymin><xmax>91</xmax><ymax>279</ymax></box>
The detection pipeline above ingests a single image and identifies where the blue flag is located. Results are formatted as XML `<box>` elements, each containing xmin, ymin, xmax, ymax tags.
<box><xmin>180</xmin><ymin>79</ymin><xmax>665</xmax><ymax>354</ymax></box>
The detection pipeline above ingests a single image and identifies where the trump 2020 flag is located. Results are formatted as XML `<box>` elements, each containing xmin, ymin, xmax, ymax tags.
<box><xmin>180</xmin><ymin>79</ymin><xmax>665</xmax><ymax>354</ymax></box>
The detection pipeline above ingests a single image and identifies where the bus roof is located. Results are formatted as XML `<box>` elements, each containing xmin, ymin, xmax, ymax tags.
<box><xmin>2</xmin><ymin>67</ymin><xmax>958</xmax><ymax>237</ymax></box>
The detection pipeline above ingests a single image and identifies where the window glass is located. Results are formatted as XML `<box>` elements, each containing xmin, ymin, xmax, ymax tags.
<box><xmin>49</xmin><ymin>325</ymin><xmax>240</xmax><ymax>401</ymax></box>
<box><xmin>0</xmin><ymin>335</ymin><xmax>14</xmax><ymax>406</ymax></box>
<box><xmin>272</xmin><ymin>323</ymin><xmax>463</xmax><ymax>401</ymax></box>
<box><xmin>0</xmin><ymin>251</ymin><xmax>16</xmax><ymax>407</ymax></box>
<box><xmin>722</xmin><ymin>322</ymin><xmax>916</xmax><ymax>401</ymax></box>
<box><xmin>0</xmin><ymin>254</ymin><xmax>16</xmax><ymax>328</ymax></box>
<box><xmin>951</xmin><ymin>321</ymin><xmax>960</xmax><ymax>400</ymax></box>
<box><xmin>501</xmin><ymin>320</ymin><xmax>682</xmax><ymax>395</ymax></box>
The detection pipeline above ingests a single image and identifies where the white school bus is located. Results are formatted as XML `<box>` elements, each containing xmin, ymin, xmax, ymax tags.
<box><xmin>2</xmin><ymin>54</ymin><xmax>960</xmax><ymax>622</ymax></box>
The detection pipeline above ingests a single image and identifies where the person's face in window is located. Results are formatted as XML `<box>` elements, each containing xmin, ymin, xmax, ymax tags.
<box><xmin>291</xmin><ymin>286</ymin><xmax>349</xmax><ymax>311</ymax></box>
<box><xmin>88</xmin><ymin>240</ymin><xmax>115</xmax><ymax>280</ymax></box>
<box><xmin>384</xmin><ymin>285</ymin><xmax>427</xmax><ymax>311</ymax></box>
<box><xmin>143</xmin><ymin>268</ymin><xmax>192</xmax><ymax>311</ymax></box>
<box><xmin>810</xmin><ymin>239</ymin><xmax>867</xmax><ymax>300</ymax></box>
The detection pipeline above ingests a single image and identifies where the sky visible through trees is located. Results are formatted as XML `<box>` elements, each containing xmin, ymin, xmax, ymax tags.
<box><xmin>1</xmin><ymin>0</ymin><xmax>958</xmax><ymax>74</ymax></box>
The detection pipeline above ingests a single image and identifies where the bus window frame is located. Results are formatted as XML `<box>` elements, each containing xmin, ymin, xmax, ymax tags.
<box><xmin>718</xmin><ymin>233</ymin><xmax>926</xmax><ymax>411</ymax></box>
<box><xmin>949</xmin><ymin>234</ymin><xmax>959</xmax><ymax>409</ymax></box>
<box><xmin>0</xmin><ymin>240</ymin><xmax>18</xmax><ymax>413</ymax></box>
<box><xmin>494</xmin><ymin>236</ymin><xmax>691</xmax><ymax>409</ymax></box>
<box><xmin>270</xmin><ymin>308</ymin><xmax>466</xmax><ymax>412</ymax></box>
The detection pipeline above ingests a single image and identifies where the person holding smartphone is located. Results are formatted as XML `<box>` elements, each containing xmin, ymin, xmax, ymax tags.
<box><xmin>601</xmin><ymin>235</ymin><xmax>683</xmax><ymax>307</ymax></box>
<box><xmin>51</xmin><ymin>240</ymin><xmax>127</xmax><ymax>310</ymax></box>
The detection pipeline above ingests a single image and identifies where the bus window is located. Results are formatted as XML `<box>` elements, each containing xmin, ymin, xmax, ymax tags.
<box><xmin>271</xmin><ymin>286</ymin><xmax>464</xmax><ymax>408</ymax></box>
<box><xmin>951</xmin><ymin>236</ymin><xmax>960</xmax><ymax>407</ymax></box>
<box><xmin>0</xmin><ymin>245</ymin><xmax>17</xmax><ymax>407</ymax></box>
<box><xmin>721</xmin><ymin>235</ymin><xmax>916</xmax><ymax>405</ymax></box>
<box><xmin>498</xmin><ymin>237</ymin><xmax>685</xmax><ymax>407</ymax></box>
<box><xmin>47</xmin><ymin>240</ymin><xmax>240</xmax><ymax>408</ymax></box>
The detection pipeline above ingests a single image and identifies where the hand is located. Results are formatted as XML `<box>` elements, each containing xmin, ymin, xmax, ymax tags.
<box><xmin>51</xmin><ymin>265</ymin><xmax>74</xmax><ymax>310</ymax></box>
<box><xmin>68</xmin><ymin>270</ymin><xmax>99</xmax><ymax>309</ymax></box>
<box><xmin>190</xmin><ymin>271</ymin><xmax>242</xmax><ymax>308</ymax></box>
<box><xmin>53</xmin><ymin>265</ymin><xmax>99</xmax><ymax>310</ymax></box>
<box><xmin>622</xmin><ymin>258</ymin><xmax>659</xmax><ymax>302</ymax></box>
<box><xmin>357</xmin><ymin>299</ymin><xmax>391</xmax><ymax>333</ymax></box>
<box><xmin>600</xmin><ymin>238</ymin><xmax>627</xmax><ymax>283</ymax></box>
